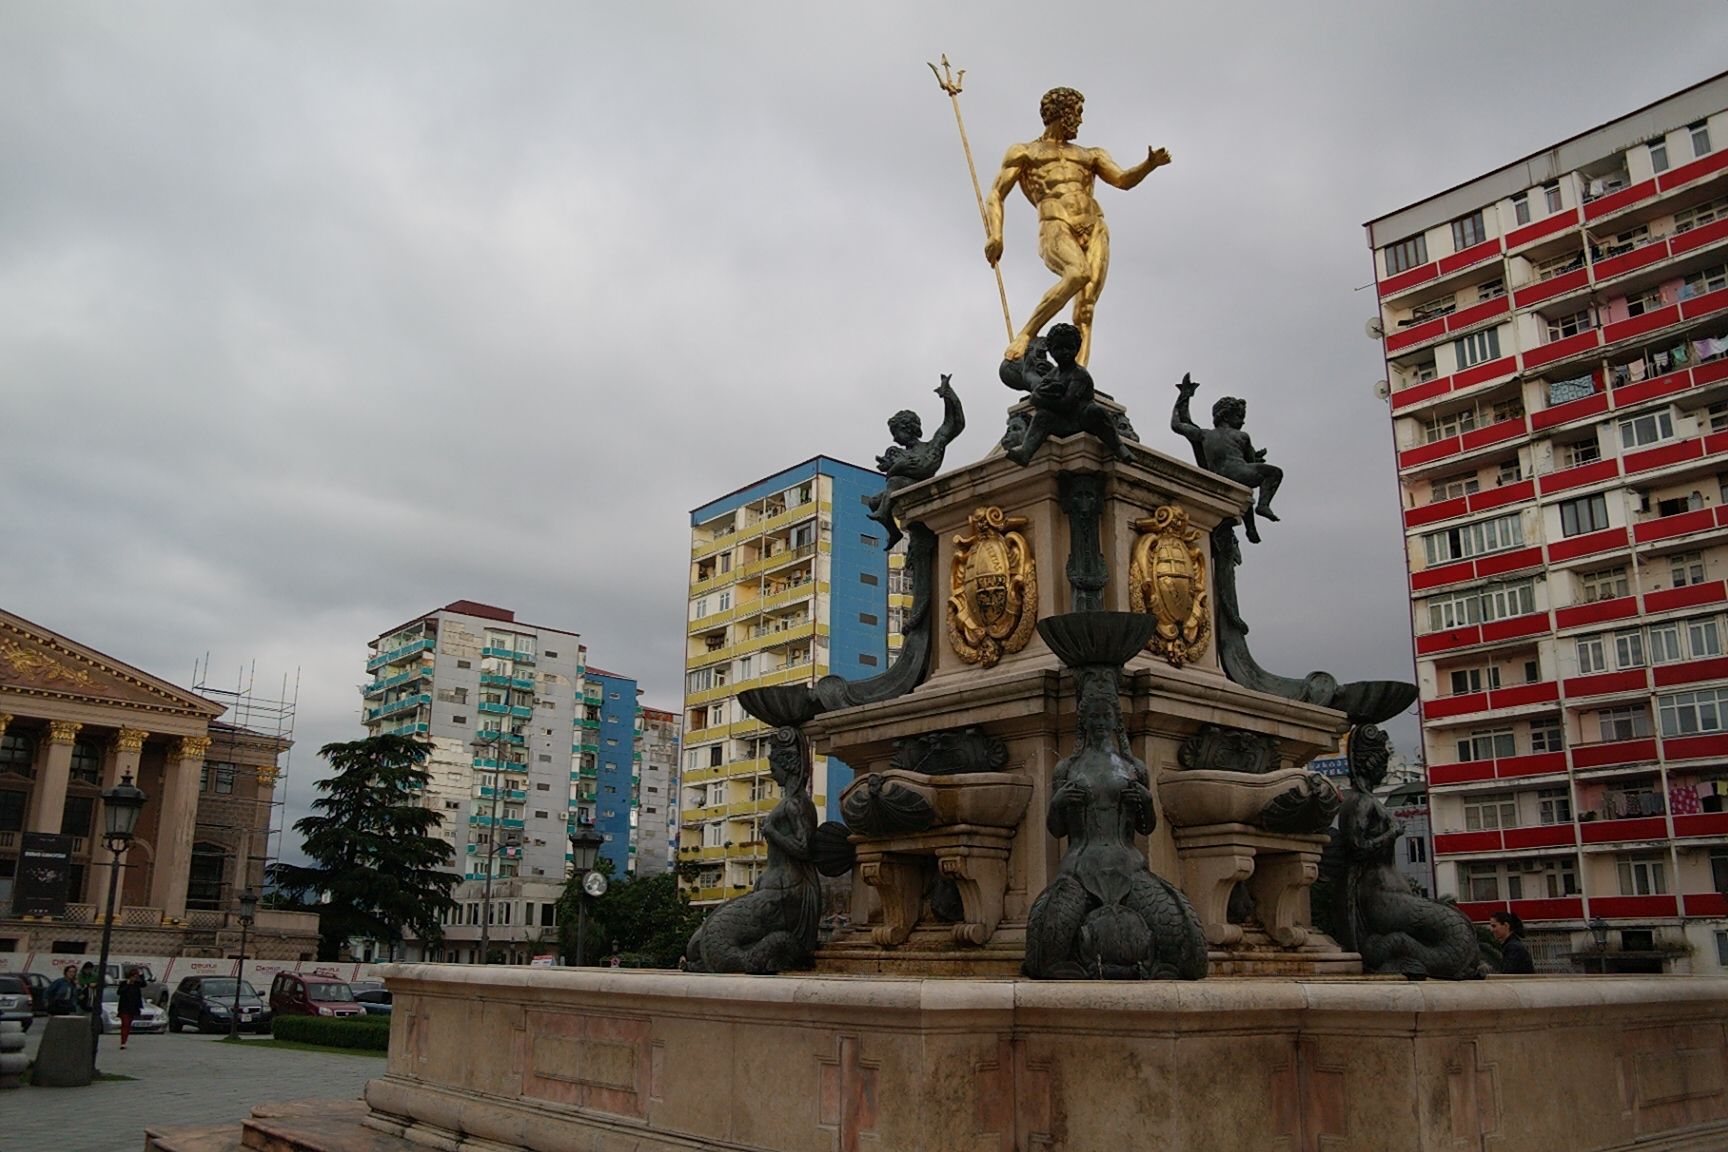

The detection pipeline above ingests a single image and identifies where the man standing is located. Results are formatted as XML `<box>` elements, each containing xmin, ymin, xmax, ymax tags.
<box><xmin>1490</xmin><ymin>911</ymin><xmax>1535</xmax><ymax>974</ymax></box>
<box><xmin>984</xmin><ymin>86</ymin><xmax>1171</xmax><ymax>366</ymax></box>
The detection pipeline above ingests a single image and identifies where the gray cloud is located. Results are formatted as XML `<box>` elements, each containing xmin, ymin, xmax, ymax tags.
<box><xmin>4</xmin><ymin>2</ymin><xmax>1723</xmax><ymax>850</ymax></box>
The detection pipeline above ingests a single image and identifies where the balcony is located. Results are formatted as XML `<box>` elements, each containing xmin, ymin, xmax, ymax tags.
<box><xmin>475</xmin><ymin>786</ymin><xmax>528</xmax><ymax>802</ymax></box>
<box><xmin>1414</xmin><ymin>610</ymin><xmax>1548</xmax><ymax>658</ymax></box>
<box><xmin>1385</xmin><ymin>295</ymin><xmax>1513</xmax><ymax>358</ymax></box>
<box><xmin>1397</xmin><ymin>412</ymin><xmax>1528</xmax><ymax>474</ymax></box>
<box><xmin>1428</xmin><ymin>750</ymin><xmax>1567</xmax><ymax>787</ymax></box>
<box><xmin>480</xmin><ymin>645</ymin><xmax>536</xmax><ymax>664</ymax></box>
<box><xmin>1587</xmin><ymin>894</ymin><xmax>1679</xmax><ymax>918</ymax></box>
<box><xmin>1578</xmin><ymin>815</ymin><xmax>1669</xmax><ymax>845</ymax></box>
<box><xmin>381</xmin><ymin>721</ymin><xmax>429</xmax><ymax>737</ymax></box>
<box><xmin>473</xmin><ymin>729</ymin><xmax>525</xmax><ymax>745</ymax></box>
<box><xmin>1455</xmin><ymin>897</ymin><xmax>1584</xmax><ymax>923</ymax></box>
<box><xmin>477</xmin><ymin>702</ymin><xmax>533</xmax><ymax>718</ymax></box>
<box><xmin>480</xmin><ymin>673</ymin><xmax>536</xmax><ymax>691</ymax></box>
<box><xmin>1432</xmin><ymin>823</ymin><xmax>1577</xmax><ymax>856</ymax></box>
<box><xmin>363</xmin><ymin>664</ymin><xmax>433</xmax><ymax>699</ymax></box>
<box><xmin>365</xmin><ymin>693</ymin><xmax>430</xmax><ymax>723</ymax></box>
<box><xmin>1569</xmin><ymin>737</ymin><xmax>1658</xmax><ymax>770</ymax></box>
<box><xmin>1422</xmin><ymin>678</ymin><xmax>1558</xmax><ymax>722</ymax></box>
<box><xmin>366</xmin><ymin>636</ymin><xmax>435</xmax><ymax>672</ymax></box>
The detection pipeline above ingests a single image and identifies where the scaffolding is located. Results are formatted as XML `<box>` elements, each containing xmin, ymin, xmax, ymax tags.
<box><xmin>190</xmin><ymin>657</ymin><xmax>300</xmax><ymax>907</ymax></box>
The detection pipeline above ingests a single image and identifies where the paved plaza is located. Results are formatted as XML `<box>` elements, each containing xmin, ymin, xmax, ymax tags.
<box><xmin>8</xmin><ymin>1026</ymin><xmax>379</xmax><ymax>1152</ymax></box>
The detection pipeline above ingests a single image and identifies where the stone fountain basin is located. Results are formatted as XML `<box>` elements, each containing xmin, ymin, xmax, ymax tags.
<box><xmin>841</xmin><ymin>769</ymin><xmax>1031</xmax><ymax>830</ymax></box>
<box><xmin>1157</xmin><ymin>765</ymin><xmax>1322</xmax><ymax>827</ymax></box>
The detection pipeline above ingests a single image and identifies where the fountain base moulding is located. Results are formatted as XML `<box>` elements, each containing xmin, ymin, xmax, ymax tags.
<box><xmin>153</xmin><ymin>965</ymin><xmax>1728</xmax><ymax>1152</ymax></box>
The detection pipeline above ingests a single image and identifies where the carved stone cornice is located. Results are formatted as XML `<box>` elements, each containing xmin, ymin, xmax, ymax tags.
<box><xmin>114</xmin><ymin>727</ymin><xmax>150</xmax><ymax>755</ymax></box>
<box><xmin>176</xmin><ymin>734</ymin><xmax>213</xmax><ymax>763</ymax></box>
<box><xmin>45</xmin><ymin>720</ymin><xmax>82</xmax><ymax>746</ymax></box>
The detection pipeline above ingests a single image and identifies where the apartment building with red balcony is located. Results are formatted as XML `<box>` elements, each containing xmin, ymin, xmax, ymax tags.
<box><xmin>1366</xmin><ymin>71</ymin><xmax>1728</xmax><ymax>973</ymax></box>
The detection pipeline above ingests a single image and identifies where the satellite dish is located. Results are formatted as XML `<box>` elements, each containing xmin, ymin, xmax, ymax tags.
<box><xmin>1364</xmin><ymin>316</ymin><xmax>1385</xmax><ymax>341</ymax></box>
<box><xmin>1373</xmin><ymin>379</ymin><xmax>1392</xmax><ymax>403</ymax></box>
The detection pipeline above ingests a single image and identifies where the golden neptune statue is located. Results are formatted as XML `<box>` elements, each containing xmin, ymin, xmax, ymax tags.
<box><xmin>984</xmin><ymin>87</ymin><xmax>1170</xmax><ymax>366</ymax></box>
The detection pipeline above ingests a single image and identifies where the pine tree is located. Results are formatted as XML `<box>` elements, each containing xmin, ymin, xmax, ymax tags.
<box><xmin>268</xmin><ymin>734</ymin><xmax>457</xmax><ymax>960</ymax></box>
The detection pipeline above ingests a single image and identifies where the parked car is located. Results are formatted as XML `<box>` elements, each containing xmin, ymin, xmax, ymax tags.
<box><xmin>0</xmin><ymin>974</ymin><xmax>33</xmax><ymax>1031</ymax></box>
<box><xmin>97</xmin><ymin>985</ymin><xmax>168</xmax><ymax>1035</ymax></box>
<box><xmin>353</xmin><ymin>988</ymin><xmax>392</xmax><ymax>1016</ymax></box>
<box><xmin>19</xmin><ymin>971</ymin><xmax>50</xmax><ymax>1015</ymax></box>
<box><xmin>168</xmin><ymin>976</ymin><xmax>271</xmax><ymax>1033</ymax></box>
<box><xmin>268</xmin><ymin>972</ymin><xmax>364</xmax><ymax>1019</ymax></box>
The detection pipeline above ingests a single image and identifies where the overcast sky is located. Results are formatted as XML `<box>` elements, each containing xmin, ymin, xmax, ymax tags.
<box><xmin>4</xmin><ymin>3</ymin><xmax>1725</xmax><ymax>853</ymax></box>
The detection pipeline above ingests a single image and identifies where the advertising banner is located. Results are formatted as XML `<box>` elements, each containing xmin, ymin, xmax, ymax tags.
<box><xmin>12</xmin><ymin>833</ymin><xmax>73</xmax><ymax>917</ymax></box>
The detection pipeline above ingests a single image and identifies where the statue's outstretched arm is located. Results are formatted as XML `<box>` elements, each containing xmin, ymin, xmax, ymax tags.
<box><xmin>932</xmin><ymin>375</ymin><xmax>966</xmax><ymax>449</ymax></box>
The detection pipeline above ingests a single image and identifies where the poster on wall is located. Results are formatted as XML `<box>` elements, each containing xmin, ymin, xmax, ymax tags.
<box><xmin>12</xmin><ymin>833</ymin><xmax>73</xmax><ymax>917</ymax></box>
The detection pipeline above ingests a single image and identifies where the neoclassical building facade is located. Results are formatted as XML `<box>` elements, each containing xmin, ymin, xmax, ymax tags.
<box><xmin>0</xmin><ymin>609</ymin><xmax>317</xmax><ymax>959</ymax></box>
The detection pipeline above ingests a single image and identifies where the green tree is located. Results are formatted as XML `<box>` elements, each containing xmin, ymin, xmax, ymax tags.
<box><xmin>268</xmin><ymin>734</ymin><xmax>458</xmax><ymax>961</ymax></box>
<box><xmin>557</xmin><ymin>868</ymin><xmax>704</xmax><ymax>968</ymax></box>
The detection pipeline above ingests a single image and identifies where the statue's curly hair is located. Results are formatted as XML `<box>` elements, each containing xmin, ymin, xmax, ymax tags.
<box><xmin>1046</xmin><ymin>322</ymin><xmax>1082</xmax><ymax>354</ymax></box>
<box><xmin>1212</xmin><ymin>396</ymin><xmax>1247</xmax><ymax>424</ymax></box>
<box><xmin>1039</xmin><ymin>86</ymin><xmax>1084</xmax><ymax>128</ymax></box>
<box><xmin>887</xmin><ymin>410</ymin><xmax>922</xmax><ymax>439</ymax></box>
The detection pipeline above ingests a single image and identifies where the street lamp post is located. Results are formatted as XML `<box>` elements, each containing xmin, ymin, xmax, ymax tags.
<box><xmin>91</xmin><ymin>772</ymin><xmax>147</xmax><ymax>1072</ymax></box>
<box><xmin>1589</xmin><ymin>916</ymin><xmax>1611</xmax><ymax>974</ymax></box>
<box><xmin>568</xmin><ymin>826</ymin><xmax>605</xmax><ymax>967</ymax></box>
<box><xmin>228</xmin><ymin>888</ymin><xmax>257</xmax><ymax>1039</ymax></box>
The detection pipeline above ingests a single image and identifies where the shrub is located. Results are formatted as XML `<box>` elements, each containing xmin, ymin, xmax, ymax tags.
<box><xmin>271</xmin><ymin>1014</ymin><xmax>390</xmax><ymax>1051</ymax></box>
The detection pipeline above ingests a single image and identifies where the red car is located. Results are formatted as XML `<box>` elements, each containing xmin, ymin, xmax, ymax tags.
<box><xmin>267</xmin><ymin>972</ymin><xmax>365</xmax><ymax>1019</ymax></box>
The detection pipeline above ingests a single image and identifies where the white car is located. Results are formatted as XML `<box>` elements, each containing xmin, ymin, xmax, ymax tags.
<box><xmin>98</xmin><ymin>986</ymin><xmax>168</xmax><ymax>1035</ymax></box>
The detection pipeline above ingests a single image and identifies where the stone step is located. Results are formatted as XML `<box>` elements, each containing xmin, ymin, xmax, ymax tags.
<box><xmin>240</xmin><ymin>1100</ymin><xmax>399</xmax><ymax>1152</ymax></box>
<box><xmin>144</xmin><ymin>1122</ymin><xmax>248</xmax><ymax>1152</ymax></box>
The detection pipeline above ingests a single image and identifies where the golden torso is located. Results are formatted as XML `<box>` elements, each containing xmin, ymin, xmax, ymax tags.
<box><xmin>1014</xmin><ymin>140</ymin><xmax>1104</xmax><ymax>232</ymax></box>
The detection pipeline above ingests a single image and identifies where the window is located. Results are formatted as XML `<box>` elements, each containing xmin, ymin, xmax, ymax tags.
<box><xmin>1422</xmin><ymin>513</ymin><xmax>1523</xmax><ymax>566</ymax></box>
<box><xmin>860</xmin><ymin>533</ymin><xmax>879</xmax><ymax>548</ymax></box>
<box><xmin>693</xmin><ymin>598</ymin><xmax>708</xmax><ymax>619</ymax></box>
<box><xmin>717</xmin><ymin>591</ymin><xmax>731</xmax><ymax>612</ymax></box>
<box><xmin>1490</xmin><ymin>397</ymin><xmax>1525</xmax><ymax>425</ymax></box>
<box><xmin>1546</xmin><ymin>309</ymin><xmax>1593</xmax><ymax>341</ymax></box>
<box><xmin>1451</xmin><ymin>211</ymin><xmax>1487</xmax><ymax>251</ymax></box>
<box><xmin>1685</xmin><ymin>264</ymin><xmax>1728</xmax><ymax>297</ymax></box>
<box><xmin>1421</xmin><ymin>407</ymin><xmax>1478</xmax><ymax>444</ymax></box>
<box><xmin>0</xmin><ymin>733</ymin><xmax>31</xmax><ymax>774</ymax></box>
<box><xmin>1690</xmin><ymin>618</ymin><xmax>1723</xmax><ymax>658</ymax></box>
<box><xmin>1580</xmin><ymin>566</ymin><xmax>1628</xmax><ymax>603</ymax></box>
<box><xmin>1456</xmin><ymin>728</ymin><xmax>1515</xmax><ymax>763</ymax></box>
<box><xmin>1455</xmin><ymin>328</ymin><xmax>1501</xmax><ymax>369</ymax></box>
<box><xmin>859</xmin><ymin>654</ymin><xmax>879</xmax><ymax>667</ymax></box>
<box><xmin>215</xmin><ymin>765</ymin><xmax>235</xmax><ymax>795</ymax></box>
<box><xmin>1530</xmin><ymin>787</ymin><xmax>1570</xmax><ymax>826</ymax></box>
<box><xmin>1461</xmin><ymin>857</ymin><xmax>1577</xmax><ymax>902</ymax></box>
<box><xmin>1544</xmin><ymin>183</ymin><xmax>1562</xmax><ymax>214</ymax></box>
<box><xmin>1615</xmin><ymin>629</ymin><xmax>1645</xmax><ymax>669</ymax></box>
<box><xmin>1431</xmin><ymin>474</ymin><xmax>1481</xmax><ymax>503</ymax></box>
<box><xmin>1664</xmin><ymin>552</ymin><xmax>1707</xmax><ymax>588</ymax></box>
<box><xmin>859</xmin><ymin>572</ymin><xmax>879</xmax><ymax>586</ymax></box>
<box><xmin>457</xmin><ymin>659</ymin><xmax>471</xmax><ymax>669</ymax></box>
<box><xmin>1411</xmin><ymin>295</ymin><xmax>1457</xmax><ymax>323</ymax></box>
<box><xmin>1530</xmin><ymin>720</ymin><xmax>1564</xmax><ymax>753</ymax></box>
<box><xmin>702</xmin><ymin>822</ymin><xmax>725</xmax><ymax>848</ymax></box>
<box><xmin>1478</xmin><ymin>278</ymin><xmax>1506</xmax><ymax>302</ymax></box>
<box><xmin>1576</xmin><ymin>636</ymin><xmax>1608</xmax><ymax>675</ymax></box>
<box><xmin>1496</xmin><ymin>457</ymin><xmax>1523</xmax><ymax>485</ymax></box>
<box><xmin>1596</xmin><ymin>706</ymin><xmax>1651</xmax><ymax>742</ymax></box>
<box><xmin>1676</xmin><ymin>196</ymin><xmax>1728</xmax><ymax>234</ymax></box>
<box><xmin>1650</xmin><ymin>141</ymin><xmax>1669</xmax><ymax>174</ymax></box>
<box><xmin>1450</xmin><ymin>666</ymin><xmax>1500</xmax><ymax>695</ymax></box>
<box><xmin>1649</xmin><ymin>623</ymin><xmax>1683</xmax><ymax>665</ymax></box>
<box><xmin>1618</xmin><ymin>411</ymin><xmax>1673</xmax><ymax>449</ymax></box>
<box><xmin>1693</xmin><ymin>121</ymin><xmax>1713</xmax><ymax>157</ymax></box>
<box><xmin>1559</xmin><ymin>494</ymin><xmax>1610</xmax><ymax>537</ymax></box>
<box><xmin>859</xmin><ymin>613</ymin><xmax>878</xmax><ymax>626</ymax></box>
<box><xmin>1385</xmin><ymin>233</ymin><xmax>1428</xmax><ymax>276</ymax></box>
<box><xmin>1464</xmin><ymin>793</ymin><xmax>1517</xmax><ymax>832</ymax></box>
<box><xmin>1512</xmin><ymin>194</ymin><xmax>1530</xmax><ymax>226</ymax></box>
<box><xmin>1625</xmin><ymin>288</ymin><xmax>1663</xmax><ymax>318</ymax></box>
<box><xmin>1618</xmin><ymin>855</ymin><xmax>1668</xmax><ymax>896</ymax></box>
<box><xmin>1659</xmin><ymin>687</ymin><xmax>1728</xmax><ymax>736</ymax></box>
<box><xmin>1561</xmin><ymin>439</ymin><xmax>1602</xmax><ymax>469</ymax></box>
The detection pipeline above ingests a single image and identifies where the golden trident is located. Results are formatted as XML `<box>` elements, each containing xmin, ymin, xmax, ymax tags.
<box><xmin>929</xmin><ymin>54</ymin><xmax>1015</xmax><ymax>343</ymax></box>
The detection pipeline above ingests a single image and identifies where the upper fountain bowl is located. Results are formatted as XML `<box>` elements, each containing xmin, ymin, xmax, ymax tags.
<box><xmin>1037</xmin><ymin>612</ymin><xmax>1160</xmax><ymax>668</ymax></box>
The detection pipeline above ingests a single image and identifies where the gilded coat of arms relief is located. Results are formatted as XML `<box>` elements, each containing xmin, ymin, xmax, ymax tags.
<box><xmin>947</xmin><ymin>506</ymin><xmax>1038</xmax><ymax>668</ymax></box>
<box><xmin>1129</xmin><ymin>505</ymin><xmax>1211</xmax><ymax>666</ymax></box>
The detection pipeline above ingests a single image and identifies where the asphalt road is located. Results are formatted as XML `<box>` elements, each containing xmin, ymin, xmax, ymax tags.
<box><xmin>7</xmin><ymin>1021</ymin><xmax>380</xmax><ymax>1152</ymax></box>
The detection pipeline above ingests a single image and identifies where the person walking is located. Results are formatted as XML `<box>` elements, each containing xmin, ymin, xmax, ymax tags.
<box><xmin>1490</xmin><ymin>911</ymin><xmax>1536</xmax><ymax>974</ymax></box>
<box><xmin>76</xmin><ymin>961</ymin><xmax>98</xmax><ymax>1011</ymax></box>
<box><xmin>116</xmin><ymin>969</ymin><xmax>145</xmax><ymax>1049</ymax></box>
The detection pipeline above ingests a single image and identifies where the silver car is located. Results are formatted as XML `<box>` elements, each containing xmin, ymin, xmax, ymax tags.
<box><xmin>98</xmin><ymin>985</ymin><xmax>168</xmax><ymax>1035</ymax></box>
<box><xmin>0</xmin><ymin>974</ymin><xmax>32</xmax><ymax>1031</ymax></box>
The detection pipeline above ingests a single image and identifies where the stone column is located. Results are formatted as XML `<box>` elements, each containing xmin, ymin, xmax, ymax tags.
<box><xmin>87</xmin><ymin>728</ymin><xmax>149</xmax><ymax>918</ymax></box>
<box><xmin>151</xmin><ymin>734</ymin><xmax>210</xmax><ymax>922</ymax></box>
<box><xmin>25</xmin><ymin>720</ymin><xmax>80</xmax><ymax>833</ymax></box>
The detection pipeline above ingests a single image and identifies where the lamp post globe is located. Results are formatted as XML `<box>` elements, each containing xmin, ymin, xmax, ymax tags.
<box><xmin>93</xmin><ymin>772</ymin><xmax>148</xmax><ymax>1072</ymax></box>
<box><xmin>568</xmin><ymin>826</ymin><xmax>605</xmax><ymax>967</ymax></box>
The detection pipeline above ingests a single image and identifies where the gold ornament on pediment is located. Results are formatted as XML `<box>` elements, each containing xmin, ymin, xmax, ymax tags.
<box><xmin>947</xmin><ymin>506</ymin><xmax>1038</xmax><ymax>668</ymax></box>
<box><xmin>1129</xmin><ymin>506</ymin><xmax>1210</xmax><ymax>667</ymax></box>
<box><xmin>0</xmin><ymin>637</ymin><xmax>94</xmax><ymax>690</ymax></box>
<box><xmin>256</xmin><ymin>764</ymin><xmax>281</xmax><ymax>786</ymax></box>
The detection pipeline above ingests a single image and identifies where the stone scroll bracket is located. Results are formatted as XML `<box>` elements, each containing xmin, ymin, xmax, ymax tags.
<box><xmin>1178</xmin><ymin>843</ymin><xmax>1253</xmax><ymax>947</ymax></box>
<box><xmin>859</xmin><ymin>857</ymin><xmax>924</xmax><ymax>947</ymax></box>
<box><xmin>817</xmin><ymin>1034</ymin><xmax>880</xmax><ymax>1152</ymax></box>
<box><xmin>937</xmin><ymin>845</ymin><xmax>1011</xmax><ymax>945</ymax></box>
<box><xmin>1247</xmin><ymin>853</ymin><xmax>1317</xmax><ymax>948</ymax></box>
